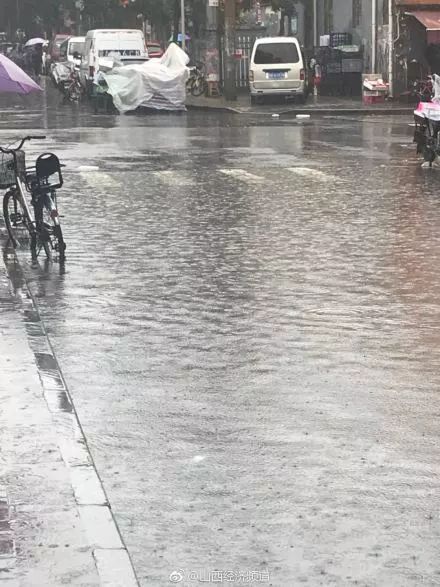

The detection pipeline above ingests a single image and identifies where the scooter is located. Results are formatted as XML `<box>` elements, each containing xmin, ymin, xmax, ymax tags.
<box><xmin>414</xmin><ymin>75</ymin><xmax>440</xmax><ymax>166</ymax></box>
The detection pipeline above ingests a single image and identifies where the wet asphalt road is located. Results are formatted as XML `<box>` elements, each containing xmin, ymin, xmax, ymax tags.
<box><xmin>2</xmin><ymin>85</ymin><xmax>440</xmax><ymax>586</ymax></box>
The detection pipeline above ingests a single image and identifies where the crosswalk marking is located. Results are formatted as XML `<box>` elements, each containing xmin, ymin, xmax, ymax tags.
<box><xmin>219</xmin><ymin>169</ymin><xmax>265</xmax><ymax>183</ymax></box>
<box><xmin>80</xmin><ymin>171</ymin><xmax>120</xmax><ymax>189</ymax></box>
<box><xmin>152</xmin><ymin>170</ymin><xmax>196</xmax><ymax>186</ymax></box>
<box><xmin>76</xmin><ymin>166</ymin><xmax>344</xmax><ymax>193</ymax></box>
<box><xmin>287</xmin><ymin>167</ymin><xmax>339</xmax><ymax>181</ymax></box>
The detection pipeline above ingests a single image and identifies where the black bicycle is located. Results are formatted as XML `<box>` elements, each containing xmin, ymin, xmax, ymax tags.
<box><xmin>1</xmin><ymin>136</ymin><xmax>66</xmax><ymax>261</ymax></box>
<box><xmin>187</xmin><ymin>62</ymin><xmax>208</xmax><ymax>97</ymax></box>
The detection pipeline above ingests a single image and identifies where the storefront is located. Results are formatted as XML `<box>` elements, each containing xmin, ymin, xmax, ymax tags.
<box><xmin>396</xmin><ymin>0</ymin><xmax>440</xmax><ymax>87</ymax></box>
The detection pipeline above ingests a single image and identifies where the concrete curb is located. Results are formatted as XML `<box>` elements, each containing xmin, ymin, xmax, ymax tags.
<box><xmin>186</xmin><ymin>102</ymin><xmax>414</xmax><ymax>117</ymax></box>
<box><xmin>1</xmin><ymin>250</ymin><xmax>140</xmax><ymax>587</ymax></box>
<box><xmin>279</xmin><ymin>107</ymin><xmax>414</xmax><ymax>117</ymax></box>
<box><xmin>186</xmin><ymin>103</ymin><xmax>242</xmax><ymax>114</ymax></box>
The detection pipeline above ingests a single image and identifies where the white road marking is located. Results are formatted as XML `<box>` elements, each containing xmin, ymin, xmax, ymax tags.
<box><xmin>287</xmin><ymin>167</ymin><xmax>339</xmax><ymax>182</ymax></box>
<box><xmin>80</xmin><ymin>171</ymin><xmax>120</xmax><ymax>189</ymax></box>
<box><xmin>219</xmin><ymin>168</ymin><xmax>265</xmax><ymax>183</ymax></box>
<box><xmin>153</xmin><ymin>170</ymin><xmax>196</xmax><ymax>186</ymax></box>
<box><xmin>78</xmin><ymin>165</ymin><xmax>100</xmax><ymax>171</ymax></box>
<box><xmin>193</xmin><ymin>455</ymin><xmax>206</xmax><ymax>463</ymax></box>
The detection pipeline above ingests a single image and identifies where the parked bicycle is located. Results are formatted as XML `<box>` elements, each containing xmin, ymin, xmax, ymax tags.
<box><xmin>187</xmin><ymin>62</ymin><xmax>208</xmax><ymax>97</ymax></box>
<box><xmin>1</xmin><ymin>136</ymin><xmax>66</xmax><ymax>261</ymax></box>
<box><xmin>413</xmin><ymin>76</ymin><xmax>434</xmax><ymax>103</ymax></box>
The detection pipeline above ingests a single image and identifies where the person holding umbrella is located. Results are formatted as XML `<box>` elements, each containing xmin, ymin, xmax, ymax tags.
<box><xmin>25</xmin><ymin>38</ymin><xmax>46</xmax><ymax>79</ymax></box>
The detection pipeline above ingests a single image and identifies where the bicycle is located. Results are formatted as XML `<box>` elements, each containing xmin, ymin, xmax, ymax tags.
<box><xmin>1</xmin><ymin>136</ymin><xmax>66</xmax><ymax>261</ymax></box>
<box><xmin>62</xmin><ymin>65</ymin><xmax>83</xmax><ymax>104</ymax></box>
<box><xmin>187</xmin><ymin>62</ymin><xmax>208</xmax><ymax>97</ymax></box>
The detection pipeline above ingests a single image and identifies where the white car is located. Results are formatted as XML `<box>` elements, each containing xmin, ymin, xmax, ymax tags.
<box><xmin>59</xmin><ymin>36</ymin><xmax>85</xmax><ymax>65</ymax></box>
<box><xmin>249</xmin><ymin>36</ymin><xmax>308</xmax><ymax>104</ymax></box>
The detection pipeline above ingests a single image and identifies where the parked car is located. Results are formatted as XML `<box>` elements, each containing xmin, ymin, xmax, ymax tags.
<box><xmin>146</xmin><ymin>41</ymin><xmax>164</xmax><ymax>59</ymax></box>
<box><xmin>249</xmin><ymin>36</ymin><xmax>308</xmax><ymax>104</ymax></box>
<box><xmin>59</xmin><ymin>36</ymin><xmax>85</xmax><ymax>64</ymax></box>
<box><xmin>80</xmin><ymin>29</ymin><xmax>149</xmax><ymax>92</ymax></box>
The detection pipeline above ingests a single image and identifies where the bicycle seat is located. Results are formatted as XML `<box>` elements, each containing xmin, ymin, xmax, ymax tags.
<box><xmin>35</xmin><ymin>153</ymin><xmax>63</xmax><ymax>190</ymax></box>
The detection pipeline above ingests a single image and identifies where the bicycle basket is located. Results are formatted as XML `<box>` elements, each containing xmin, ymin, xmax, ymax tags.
<box><xmin>0</xmin><ymin>150</ymin><xmax>25</xmax><ymax>189</ymax></box>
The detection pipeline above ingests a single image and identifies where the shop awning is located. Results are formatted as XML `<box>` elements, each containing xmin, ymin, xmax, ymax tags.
<box><xmin>397</xmin><ymin>0</ymin><xmax>440</xmax><ymax>5</ymax></box>
<box><xmin>409</xmin><ymin>11</ymin><xmax>440</xmax><ymax>44</ymax></box>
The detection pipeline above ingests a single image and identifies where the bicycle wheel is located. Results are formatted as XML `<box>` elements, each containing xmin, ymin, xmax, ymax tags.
<box><xmin>34</xmin><ymin>195</ymin><xmax>66</xmax><ymax>261</ymax></box>
<box><xmin>66</xmin><ymin>82</ymin><xmax>81</xmax><ymax>103</ymax></box>
<box><xmin>191</xmin><ymin>76</ymin><xmax>207</xmax><ymax>97</ymax></box>
<box><xmin>3</xmin><ymin>189</ymin><xmax>34</xmax><ymax>249</ymax></box>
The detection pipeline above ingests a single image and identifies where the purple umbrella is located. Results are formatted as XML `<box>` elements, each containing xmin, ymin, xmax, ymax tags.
<box><xmin>0</xmin><ymin>54</ymin><xmax>42</xmax><ymax>95</ymax></box>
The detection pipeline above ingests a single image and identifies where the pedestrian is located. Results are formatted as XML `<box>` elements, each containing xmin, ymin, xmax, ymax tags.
<box><xmin>32</xmin><ymin>43</ymin><xmax>43</xmax><ymax>78</ymax></box>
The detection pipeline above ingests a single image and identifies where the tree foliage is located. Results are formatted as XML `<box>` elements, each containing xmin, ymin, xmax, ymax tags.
<box><xmin>2</xmin><ymin>0</ymin><xmax>309</xmax><ymax>41</ymax></box>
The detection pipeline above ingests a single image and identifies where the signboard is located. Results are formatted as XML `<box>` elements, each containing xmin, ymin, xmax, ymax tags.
<box><xmin>209</xmin><ymin>0</ymin><xmax>219</xmax><ymax>6</ymax></box>
<box><xmin>256</xmin><ymin>1</ymin><xmax>262</xmax><ymax>25</ymax></box>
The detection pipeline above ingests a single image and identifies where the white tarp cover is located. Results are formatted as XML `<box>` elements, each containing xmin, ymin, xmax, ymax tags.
<box><xmin>51</xmin><ymin>61</ymin><xmax>74</xmax><ymax>85</ymax></box>
<box><xmin>414</xmin><ymin>74</ymin><xmax>440</xmax><ymax>121</ymax></box>
<box><xmin>100</xmin><ymin>43</ymin><xmax>189</xmax><ymax>113</ymax></box>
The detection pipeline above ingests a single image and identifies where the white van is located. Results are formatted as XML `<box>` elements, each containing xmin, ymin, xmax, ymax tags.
<box><xmin>249</xmin><ymin>37</ymin><xmax>308</xmax><ymax>104</ymax></box>
<box><xmin>80</xmin><ymin>29</ymin><xmax>148</xmax><ymax>90</ymax></box>
<box><xmin>59</xmin><ymin>36</ymin><xmax>85</xmax><ymax>64</ymax></box>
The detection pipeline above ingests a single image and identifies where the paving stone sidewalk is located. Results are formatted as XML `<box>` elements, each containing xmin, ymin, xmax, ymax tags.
<box><xmin>0</xmin><ymin>256</ymin><xmax>138</xmax><ymax>587</ymax></box>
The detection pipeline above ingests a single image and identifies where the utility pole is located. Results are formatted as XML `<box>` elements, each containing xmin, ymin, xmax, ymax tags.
<box><xmin>313</xmin><ymin>0</ymin><xmax>317</xmax><ymax>47</ymax></box>
<box><xmin>181</xmin><ymin>0</ymin><xmax>186</xmax><ymax>51</ymax></box>
<box><xmin>371</xmin><ymin>0</ymin><xmax>376</xmax><ymax>73</ymax></box>
<box><xmin>388</xmin><ymin>0</ymin><xmax>393</xmax><ymax>97</ymax></box>
<box><xmin>223</xmin><ymin>0</ymin><xmax>237</xmax><ymax>101</ymax></box>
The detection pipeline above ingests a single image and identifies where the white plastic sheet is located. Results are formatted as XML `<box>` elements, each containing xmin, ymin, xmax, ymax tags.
<box><xmin>100</xmin><ymin>43</ymin><xmax>189</xmax><ymax>113</ymax></box>
<box><xmin>433</xmin><ymin>73</ymin><xmax>440</xmax><ymax>103</ymax></box>
<box><xmin>414</xmin><ymin>75</ymin><xmax>440</xmax><ymax>121</ymax></box>
<box><xmin>51</xmin><ymin>61</ymin><xmax>74</xmax><ymax>85</ymax></box>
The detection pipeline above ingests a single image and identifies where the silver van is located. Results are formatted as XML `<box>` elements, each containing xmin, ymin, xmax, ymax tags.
<box><xmin>249</xmin><ymin>37</ymin><xmax>308</xmax><ymax>104</ymax></box>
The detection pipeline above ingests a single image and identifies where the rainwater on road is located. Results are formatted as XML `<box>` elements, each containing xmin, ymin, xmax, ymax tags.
<box><xmin>1</xmin><ymin>87</ymin><xmax>440</xmax><ymax>586</ymax></box>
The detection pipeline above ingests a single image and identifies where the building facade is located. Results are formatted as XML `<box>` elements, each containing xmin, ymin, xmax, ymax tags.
<box><xmin>315</xmin><ymin>0</ymin><xmax>440</xmax><ymax>94</ymax></box>
<box><xmin>315</xmin><ymin>0</ymin><xmax>389</xmax><ymax>75</ymax></box>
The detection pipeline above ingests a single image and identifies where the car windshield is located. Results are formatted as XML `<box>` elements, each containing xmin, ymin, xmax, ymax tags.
<box><xmin>69</xmin><ymin>42</ymin><xmax>84</xmax><ymax>55</ymax></box>
<box><xmin>254</xmin><ymin>43</ymin><xmax>299</xmax><ymax>65</ymax></box>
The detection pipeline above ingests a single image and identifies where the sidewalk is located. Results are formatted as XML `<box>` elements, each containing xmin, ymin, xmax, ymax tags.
<box><xmin>186</xmin><ymin>93</ymin><xmax>415</xmax><ymax>116</ymax></box>
<box><xmin>0</xmin><ymin>253</ymin><xmax>138</xmax><ymax>586</ymax></box>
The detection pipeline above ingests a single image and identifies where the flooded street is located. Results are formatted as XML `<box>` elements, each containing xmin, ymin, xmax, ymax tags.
<box><xmin>2</xmin><ymin>87</ymin><xmax>440</xmax><ymax>586</ymax></box>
